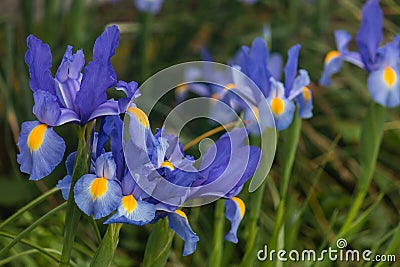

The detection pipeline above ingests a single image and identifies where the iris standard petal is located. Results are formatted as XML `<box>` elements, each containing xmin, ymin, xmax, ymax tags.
<box><xmin>224</xmin><ymin>197</ymin><xmax>245</xmax><ymax>243</ymax></box>
<box><xmin>75</xmin><ymin>60</ymin><xmax>117</xmax><ymax>123</ymax></box>
<box><xmin>25</xmin><ymin>35</ymin><xmax>56</xmax><ymax>95</ymax></box>
<box><xmin>167</xmin><ymin>211</ymin><xmax>200</xmax><ymax>256</ymax></box>
<box><xmin>93</xmin><ymin>25</ymin><xmax>120</xmax><ymax>65</ymax></box>
<box><xmin>74</xmin><ymin>174</ymin><xmax>122</xmax><ymax>219</ymax></box>
<box><xmin>284</xmin><ymin>44</ymin><xmax>301</xmax><ymax>97</ymax></box>
<box><xmin>32</xmin><ymin>90</ymin><xmax>61</xmax><ymax>126</ymax></box>
<box><xmin>17</xmin><ymin>121</ymin><xmax>66</xmax><ymax>180</ymax></box>
<box><xmin>75</xmin><ymin>26</ymin><xmax>120</xmax><ymax>123</ymax></box>
<box><xmin>56</xmin><ymin>46</ymin><xmax>85</xmax><ymax>82</ymax></box>
<box><xmin>104</xmin><ymin>195</ymin><xmax>156</xmax><ymax>225</ymax></box>
<box><xmin>367</xmin><ymin>66</ymin><xmax>400</xmax><ymax>107</ymax></box>
<box><xmin>94</xmin><ymin>152</ymin><xmax>117</xmax><ymax>180</ymax></box>
<box><xmin>268</xmin><ymin>53</ymin><xmax>283</xmax><ymax>81</ymax></box>
<box><xmin>356</xmin><ymin>0</ymin><xmax>383</xmax><ymax>71</ymax></box>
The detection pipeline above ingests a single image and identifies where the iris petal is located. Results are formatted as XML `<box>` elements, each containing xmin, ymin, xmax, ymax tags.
<box><xmin>224</xmin><ymin>197</ymin><xmax>245</xmax><ymax>243</ymax></box>
<box><xmin>356</xmin><ymin>0</ymin><xmax>383</xmax><ymax>71</ymax></box>
<box><xmin>104</xmin><ymin>195</ymin><xmax>156</xmax><ymax>225</ymax></box>
<box><xmin>74</xmin><ymin>174</ymin><xmax>122</xmax><ymax>219</ymax></box>
<box><xmin>367</xmin><ymin>66</ymin><xmax>400</xmax><ymax>107</ymax></box>
<box><xmin>32</xmin><ymin>90</ymin><xmax>61</xmax><ymax>126</ymax></box>
<box><xmin>296</xmin><ymin>87</ymin><xmax>313</xmax><ymax>119</ymax></box>
<box><xmin>25</xmin><ymin>35</ymin><xmax>56</xmax><ymax>95</ymax></box>
<box><xmin>167</xmin><ymin>211</ymin><xmax>199</xmax><ymax>256</ymax></box>
<box><xmin>17</xmin><ymin>121</ymin><xmax>66</xmax><ymax>180</ymax></box>
<box><xmin>284</xmin><ymin>44</ymin><xmax>301</xmax><ymax>97</ymax></box>
<box><xmin>319</xmin><ymin>56</ymin><xmax>343</xmax><ymax>86</ymax></box>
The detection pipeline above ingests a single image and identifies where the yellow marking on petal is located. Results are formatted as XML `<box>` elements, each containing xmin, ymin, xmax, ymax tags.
<box><xmin>383</xmin><ymin>66</ymin><xmax>396</xmax><ymax>87</ymax></box>
<box><xmin>231</xmin><ymin>197</ymin><xmax>245</xmax><ymax>218</ymax></box>
<box><xmin>176</xmin><ymin>83</ymin><xmax>188</xmax><ymax>94</ymax></box>
<box><xmin>160</xmin><ymin>160</ymin><xmax>175</xmax><ymax>171</ymax></box>
<box><xmin>122</xmin><ymin>195</ymin><xmax>137</xmax><ymax>213</ymax></box>
<box><xmin>211</xmin><ymin>93</ymin><xmax>220</xmax><ymax>100</ymax></box>
<box><xmin>224</xmin><ymin>83</ymin><xmax>236</xmax><ymax>91</ymax></box>
<box><xmin>324</xmin><ymin>50</ymin><xmax>340</xmax><ymax>64</ymax></box>
<box><xmin>302</xmin><ymin>87</ymin><xmax>311</xmax><ymax>101</ymax></box>
<box><xmin>253</xmin><ymin>107</ymin><xmax>260</xmax><ymax>122</ymax></box>
<box><xmin>27</xmin><ymin>124</ymin><xmax>48</xmax><ymax>153</ymax></box>
<box><xmin>175</xmin><ymin>210</ymin><xmax>188</xmax><ymax>221</ymax></box>
<box><xmin>271</xmin><ymin>97</ymin><xmax>284</xmax><ymax>116</ymax></box>
<box><xmin>90</xmin><ymin>177</ymin><xmax>108</xmax><ymax>201</ymax></box>
<box><xmin>127</xmin><ymin>107</ymin><xmax>150</xmax><ymax>128</ymax></box>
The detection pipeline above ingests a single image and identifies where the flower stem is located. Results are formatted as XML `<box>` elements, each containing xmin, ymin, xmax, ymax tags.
<box><xmin>90</xmin><ymin>223</ymin><xmax>122</xmax><ymax>267</ymax></box>
<box><xmin>209</xmin><ymin>200</ymin><xmax>225</xmax><ymax>267</ymax></box>
<box><xmin>59</xmin><ymin>124</ymin><xmax>93</xmax><ymax>267</ymax></box>
<box><xmin>338</xmin><ymin>102</ymin><xmax>386</xmax><ymax>237</ymax></box>
<box><xmin>266</xmin><ymin>114</ymin><xmax>301</xmax><ymax>267</ymax></box>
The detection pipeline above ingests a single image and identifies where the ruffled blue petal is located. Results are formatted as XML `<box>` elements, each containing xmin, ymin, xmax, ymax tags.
<box><xmin>93</xmin><ymin>25</ymin><xmax>120</xmax><ymax>65</ymax></box>
<box><xmin>367</xmin><ymin>67</ymin><xmax>400</xmax><ymax>107</ymax></box>
<box><xmin>74</xmin><ymin>174</ymin><xmax>122</xmax><ymax>219</ymax></box>
<box><xmin>87</xmin><ymin>100</ymin><xmax>120</xmax><ymax>122</ymax></box>
<box><xmin>25</xmin><ymin>35</ymin><xmax>56</xmax><ymax>95</ymax></box>
<box><xmin>356</xmin><ymin>0</ymin><xmax>383</xmax><ymax>71</ymax></box>
<box><xmin>32</xmin><ymin>90</ymin><xmax>61</xmax><ymax>126</ymax></box>
<box><xmin>167</xmin><ymin>211</ymin><xmax>199</xmax><ymax>256</ymax></box>
<box><xmin>335</xmin><ymin>30</ymin><xmax>352</xmax><ymax>53</ymax></box>
<box><xmin>284</xmin><ymin>44</ymin><xmax>301</xmax><ymax>97</ymax></box>
<box><xmin>134</xmin><ymin>0</ymin><xmax>164</xmax><ymax>14</ymax></box>
<box><xmin>104</xmin><ymin>195</ymin><xmax>156</xmax><ymax>225</ymax></box>
<box><xmin>17</xmin><ymin>121</ymin><xmax>65</xmax><ymax>180</ymax></box>
<box><xmin>75</xmin><ymin>26</ymin><xmax>119</xmax><ymax>123</ymax></box>
<box><xmin>224</xmin><ymin>197</ymin><xmax>245</xmax><ymax>243</ymax></box>
<box><xmin>116</xmin><ymin>80</ymin><xmax>140</xmax><ymax>112</ymax></box>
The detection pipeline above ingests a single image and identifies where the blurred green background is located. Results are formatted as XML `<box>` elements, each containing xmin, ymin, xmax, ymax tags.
<box><xmin>0</xmin><ymin>0</ymin><xmax>399</xmax><ymax>266</ymax></box>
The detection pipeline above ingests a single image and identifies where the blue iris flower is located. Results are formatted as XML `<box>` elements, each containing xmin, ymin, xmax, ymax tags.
<box><xmin>233</xmin><ymin>38</ymin><xmax>313</xmax><ymax>131</ymax></box>
<box><xmin>320</xmin><ymin>0</ymin><xmax>400</xmax><ymax>107</ymax></box>
<box><xmin>188</xmin><ymin>128</ymin><xmax>261</xmax><ymax>243</ymax></box>
<box><xmin>134</xmin><ymin>0</ymin><xmax>164</xmax><ymax>14</ymax></box>
<box><xmin>17</xmin><ymin>25</ymin><xmax>138</xmax><ymax>181</ymax></box>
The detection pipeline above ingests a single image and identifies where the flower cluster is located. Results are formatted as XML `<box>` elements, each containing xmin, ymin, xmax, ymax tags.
<box><xmin>320</xmin><ymin>0</ymin><xmax>400</xmax><ymax>107</ymax></box>
<box><xmin>176</xmin><ymin>39</ymin><xmax>314</xmax><ymax>132</ymax></box>
<box><xmin>17</xmin><ymin>25</ymin><xmax>262</xmax><ymax>256</ymax></box>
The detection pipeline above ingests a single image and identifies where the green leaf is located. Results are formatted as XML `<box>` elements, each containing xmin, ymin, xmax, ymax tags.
<box><xmin>143</xmin><ymin>218</ymin><xmax>174</xmax><ymax>267</ymax></box>
<box><xmin>90</xmin><ymin>223</ymin><xmax>122</xmax><ymax>267</ymax></box>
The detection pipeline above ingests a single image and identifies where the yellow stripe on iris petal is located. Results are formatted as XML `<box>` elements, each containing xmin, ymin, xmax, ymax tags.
<box><xmin>90</xmin><ymin>177</ymin><xmax>108</xmax><ymax>200</ymax></box>
<box><xmin>160</xmin><ymin>160</ymin><xmax>175</xmax><ymax>171</ymax></box>
<box><xmin>127</xmin><ymin>107</ymin><xmax>150</xmax><ymax>128</ymax></box>
<box><xmin>27</xmin><ymin>124</ymin><xmax>47</xmax><ymax>153</ymax></box>
<box><xmin>271</xmin><ymin>97</ymin><xmax>284</xmax><ymax>116</ymax></box>
<box><xmin>224</xmin><ymin>83</ymin><xmax>236</xmax><ymax>91</ymax></box>
<box><xmin>175</xmin><ymin>210</ymin><xmax>188</xmax><ymax>221</ymax></box>
<box><xmin>324</xmin><ymin>50</ymin><xmax>340</xmax><ymax>64</ymax></box>
<box><xmin>231</xmin><ymin>197</ymin><xmax>245</xmax><ymax>218</ymax></box>
<box><xmin>383</xmin><ymin>66</ymin><xmax>396</xmax><ymax>87</ymax></box>
<box><xmin>302</xmin><ymin>87</ymin><xmax>311</xmax><ymax>101</ymax></box>
<box><xmin>122</xmin><ymin>195</ymin><xmax>137</xmax><ymax>213</ymax></box>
